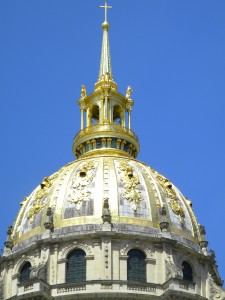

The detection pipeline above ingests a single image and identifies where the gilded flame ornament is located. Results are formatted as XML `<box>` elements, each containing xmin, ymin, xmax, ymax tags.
<box><xmin>118</xmin><ymin>161</ymin><xmax>142</xmax><ymax>211</ymax></box>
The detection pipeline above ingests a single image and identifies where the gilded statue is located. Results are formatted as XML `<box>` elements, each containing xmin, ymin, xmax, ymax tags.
<box><xmin>126</xmin><ymin>86</ymin><xmax>132</xmax><ymax>99</ymax></box>
<box><xmin>81</xmin><ymin>84</ymin><xmax>87</xmax><ymax>98</ymax></box>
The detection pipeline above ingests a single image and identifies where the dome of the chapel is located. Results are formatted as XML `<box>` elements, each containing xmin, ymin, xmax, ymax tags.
<box><xmin>12</xmin><ymin>155</ymin><xmax>201</xmax><ymax>249</ymax></box>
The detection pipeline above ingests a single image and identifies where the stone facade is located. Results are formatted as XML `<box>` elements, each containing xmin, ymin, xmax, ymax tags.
<box><xmin>1</xmin><ymin>223</ymin><xmax>224</xmax><ymax>299</ymax></box>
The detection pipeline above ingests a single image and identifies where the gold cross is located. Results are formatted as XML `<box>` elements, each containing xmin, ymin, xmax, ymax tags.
<box><xmin>100</xmin><ymin>2</ymin><xmax>112</xmax><ymax>22</ymax></box>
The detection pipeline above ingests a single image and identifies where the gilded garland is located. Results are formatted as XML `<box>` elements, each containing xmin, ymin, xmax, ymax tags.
<box><xmin>68</xmin><ymin>160</ymin><xmax>95</xmax><ymax>210</ymax></box>
<box><xmin>118</xmin><ymin>161</ymin><xmax>142</xmax><ymax>211</ymax></box>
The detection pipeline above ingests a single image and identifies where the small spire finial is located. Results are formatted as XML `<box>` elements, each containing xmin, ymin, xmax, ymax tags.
<box><xmin>98</xmin><ymin>1</ymin><xmax>113</xmax><ymax>80</ymax></box>
<box><xmin>100</xmin><ymin>1</ymin><xmax>112</xmax><ymax>22</ymax></box>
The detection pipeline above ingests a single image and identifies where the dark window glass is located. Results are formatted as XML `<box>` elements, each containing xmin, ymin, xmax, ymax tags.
<box><xmin>127</xmin><ymin>249</ymin><xmax>146</xmax><ymax>282</ymax></box>
<box><xmin>66</xmin><ymin>249</ymin><xmax>86</xmax><ymax>282</ymax></box>
<box><xmin>182</xmin><ymin>261</ymin><xmax>193</xmax><ymax>281</ymax></box>
<box><xmin>20</xmin><ymin>262</ymin><xmax>31</xmax><ymax>283</ymax></box>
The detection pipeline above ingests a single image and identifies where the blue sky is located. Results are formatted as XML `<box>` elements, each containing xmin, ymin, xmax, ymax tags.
<box><xmin>1</xmin><ymin>0</ymin><xmax>225</xmax><ymax>283</ymax></box>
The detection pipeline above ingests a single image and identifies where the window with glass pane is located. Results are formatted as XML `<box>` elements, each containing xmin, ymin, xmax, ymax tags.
<box><xmin>20</xmin><ymin>262</ymin><xmax>31</xmax><ymax>283</ymax></box>
<box><xmin>127</xmin><ymin>249</ymin><xmax>146</xmax><ymax>282</ymax></box>
<box><xmin>66</xmin><ymin>249</ymin><xmax>86</xmax><ymax>282</ymax></box>
<box><xmin>182</xmin><ymin>261</ymin><xmax>193</xmax><ymax>281</ymax></box>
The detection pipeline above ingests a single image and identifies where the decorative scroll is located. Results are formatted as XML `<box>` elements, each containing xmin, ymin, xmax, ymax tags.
<box><xmin>68</xmin><ymin>160</ymin><xmax>95</xmax><ymax>210</ymax></box>
<box><xmin>151</xmin><ymin>169</ymin><xmax>185</xmax><ymax>219</ymax></box>
<box><xmin>118</xmin><ymin>161</ymin><xmax>142</xmax><ymax>211</ymax></box>
<box><xmin>28</xmin><ymin>173</ymin><xmax>59</xmax><ymax>223</ymax></box>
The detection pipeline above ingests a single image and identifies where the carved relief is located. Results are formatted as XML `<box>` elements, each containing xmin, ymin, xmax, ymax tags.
<box><xmin>151</xmin><ymin>168</ymin><xmax>185</xmax><ymax>220</ymax></box>
<box><xmin>104</xmin><ymin>240</ymin><xmax>109</xmax><ymax>269</ymax></box>
<box><xmin>120</xmin><ymin>240</ymin><xmax>153</xmax><ymax>259</ymax></box>
<box><xmin>28</xmin><ymin>172</ymin><xmax>59</xmax><ymax>223</ymax></box>
<box><xmin>209</xmin><ymin>274</ymin><xmax>222</xmax><ymax>299</ymax></box>
<box><xmin>50</xmin><ymin>165</ymin><xmax>74</xmax><ymax>209</ymax></box>
<box><xmin>165</xmin><ymin>256</ymin><xmax>183</xmax><ymax>280</ymax></box>
<box><xmin>67</xmin><ymin>160</ymin><xmax>95</xmax><ymax>210</ymax></box>
<box><xmin>118</xmin><ymin>161</ymin><xmax>142</xmax><ymax>211</ymax></box>
<box><xmin>30</xmin><ymin>263</ymin><xmax>47</xmax><ymax>281</ymax></box>
<box><xmin>60</xmin><ymin>241</ymin><xmax>92</xmax><ymax>260</ymax></box>
<box><xmin>0</xmin><ymin>280</ymin><xmax>4</xmax><ymax>300</ymax></box>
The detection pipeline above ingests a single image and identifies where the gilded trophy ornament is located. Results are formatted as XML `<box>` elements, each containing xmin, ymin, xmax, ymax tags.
<box><xmin>28</xmin><ymin>172</ymin><xmax>59</xmax><ymax>223</ymax></box>
<box><xmin>152</xmin><ymin>169</ymin><xmax>185</xmax><ymax>220</ymax></box>
<box><xmin>67</xmin><ymin>160</ymin><xmax>95</xmax><ymax>210</ymax></box>
<box><xmin>118</xmin><ymin>161</ymin><xmax>142</xmax><ymax>211</ymax></box>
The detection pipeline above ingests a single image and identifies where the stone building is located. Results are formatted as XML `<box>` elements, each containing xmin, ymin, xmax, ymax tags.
<box><xmin>1</xmin><ymin>3</ymin><xmax>224</xmax><ymax>300</ymax></box>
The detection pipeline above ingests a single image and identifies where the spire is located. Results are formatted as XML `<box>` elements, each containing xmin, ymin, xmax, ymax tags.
<box><xmin>99</xmin><ymin>2</ymin><xmax>113</xmax><ymax>80</ymax></box>
<box><xmin>73</xmin><ymin>3</ymin><xmax>139</xmax><ymax>160</ymax></box>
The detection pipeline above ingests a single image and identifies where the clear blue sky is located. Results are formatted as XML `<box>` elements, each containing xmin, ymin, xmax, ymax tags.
<box><xmin>1</xmin><ymin>0</ymin><xmax>225</xmax><ymax>283</ymax></box>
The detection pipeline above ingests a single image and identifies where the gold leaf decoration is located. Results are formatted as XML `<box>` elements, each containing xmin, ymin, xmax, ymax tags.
<box><xmin>27</xmin><ymin>173</ymin><xmax>59</xmax><ymax>223</ymax></box>
<box><xmin>151</xmin><ymin>169</ymin><xmax>185</xmax><ymax>219</ymax></box>
<box><xmin>68</xmin><ymin>160</ymin><xmax>95</xmax><ymax>210</ymax></box>
<box><xmin>118</xmin><ymin>161</ymin><xmax>142</xmax><ymax>211</ymax></box>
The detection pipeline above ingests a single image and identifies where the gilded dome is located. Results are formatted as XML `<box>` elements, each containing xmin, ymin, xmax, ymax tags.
<box><xmin>12</xmin><ymin>155</ymin><xmax>201</xmax><ymax>248</ymax></box>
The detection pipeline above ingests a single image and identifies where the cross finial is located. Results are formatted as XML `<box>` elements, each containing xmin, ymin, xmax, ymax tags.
<box><xmin>100</xmin><ymin>1</ymin><xmax>112</xmax><ymax>22</ymax></box>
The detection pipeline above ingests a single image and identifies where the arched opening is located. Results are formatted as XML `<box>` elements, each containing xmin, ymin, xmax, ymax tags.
<box><xmin>20</xmin><ymin>262</ymin><xmax>31</xmax><ymax>283</ymax></box>
<box><xmin>182</xmin><ymin>261</ymin><xmax>193</xmax><ymax>281</ymax></box>
<box><xmin>113</xmin><ymin>105</ymin><xmax>122</xmax><ymax>125</ymax></box>
<box><xmin>127</xmin><ymin>249</ymin><xmax>146</xmax><ymax>282</ymax></box>
<box><xmin>66</xmin><ymin>249</ymin><xmax>86</xmax><ymax>282</ymax></box>
<box><xmin>91</xmin><ymin>105</ymin><xmax>99</xmax><ymax>125</ymax></box>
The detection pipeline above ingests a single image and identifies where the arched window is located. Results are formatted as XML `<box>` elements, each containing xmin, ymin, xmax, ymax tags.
<box><xmin>20</xmin><ymin>262</ymin><xmax>31</xmax><ymax>283</ymax></box>
<box><xmin>66</xmin><ymin>249</ymin><xmax>86</xmax><ymax>282</ymax></box>
<box><xmin>91</xmin><ymin>105</ymin><xmax>99</xmax><ymax>125</ymax></box>
<box><xmin>182</xmin><ymin>261</ymin><xmax>193</xmax><ymax>281</ymax></box>
<box><xmin>113</xmin><ymin>105</ymin><xmax>122</xmax><ymax>125</ymax></box>
<box><xmin>127</xmin><ymin>249</ymin><xmax>146</xmax><ymax>282</ymax></box>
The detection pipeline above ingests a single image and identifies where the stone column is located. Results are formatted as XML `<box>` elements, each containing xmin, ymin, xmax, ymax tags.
<box><xmin>6</xmin><ymin>261</ymin><xmax>14</xmax><ymax>298</ymax></box>
<box><xmin>112</xmin><ymin>242</ymin><xmax>120</xmax><ymax>280</ymax></box>
<box><xmin>93</xmin><ymin>239</ymin><xmax>101</xmax><ymax>280</ymax></box>
<box><xmin>86</xmin><ymin>255</ymin><xmax>94</xmax><ymax>280</ymax></box>
<box><xmin>119</xmin><ymin>256</ymin><xmax>128</xmax><ymax>280</ymax></box>
<box><xmin>51</xmin><ymin>244</ymin><xmax>59</xmax><ymax>284</ymax></box>
<box><xmin>146</xmin><ymin>258</ymin><xmax>156</xmax><ymax>283</ymax></box>
<box><xmin>102</xmin><ymin>238</ymin><xmax>112</xmax><ymax>280</ymax></box>
<box><xmin>154</xmin><ymin>244</ymin><xmax>164</xmax><ymax>284</ymax></box>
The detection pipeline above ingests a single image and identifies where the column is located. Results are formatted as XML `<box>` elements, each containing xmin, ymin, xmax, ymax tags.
<box><xmin>51</xmin><ymin>244</ymin><xmax>59</xmax><ymax>284</ymax></box>
<box><xmin>119</xmin><ymin>256</ymin><xmax>128</xmax><ymax>280</ymax></box>
<box><xmin>87</xmin><ymin>108</ymin><xmax>91</xmax><ymax>127</ymax></box>
<box><xmin>104</xmin><ymin>97</ymin><xmax>108</xmax><ymax>121</ymax></box>
<box><xmin>100</xmin><ymin>99</ymin><xmax>104</xmax><ymax>123</ymax></box>
<box><xmin>128</xmin><ymin>109</ymin><xmax>131</xmax><ymax>130</ymax></box>
<box><xmin>80</xmin><ymin>109</ymin><xmax>84</xmax><ymax>129</ymax></box>
<box><xmin>122</xmin><ymin>110</ymin><xmax>125</xmax><ymax>128</ymax></box>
